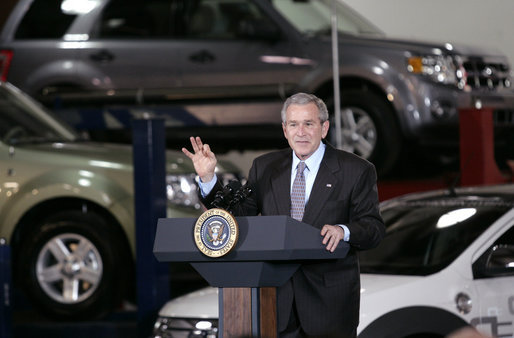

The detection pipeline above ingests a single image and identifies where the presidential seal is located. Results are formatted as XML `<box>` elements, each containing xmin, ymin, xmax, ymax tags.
<box><xmin>193</xmin><ymin>208</ymin><xmax>238</xmax><ymax>258</ymax></box>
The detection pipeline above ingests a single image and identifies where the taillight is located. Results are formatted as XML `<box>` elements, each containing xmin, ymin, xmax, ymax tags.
<box><xmin>0</xmin><ymin>50</ymin><xmax>13</xmax><ymax>82</ymax></box>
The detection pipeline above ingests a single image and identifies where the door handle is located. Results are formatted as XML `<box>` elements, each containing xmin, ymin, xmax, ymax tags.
<box><xmin>189</xmin><ymin>50</ymin><xmax>216</xmax><ymax>63</ymax></box>
<box><xmin>90</xmin><ymin>50</ymin><xmax>115</xmax><ymax>63</ymax></box>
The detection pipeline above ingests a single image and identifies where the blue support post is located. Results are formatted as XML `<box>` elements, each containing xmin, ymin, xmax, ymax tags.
<box><xmin>132</xmin><ymin>118</ymin><xmax>169</xmax><ymax>338</ymax></box>
<box><xmin>0</xmin><ymin>238</ymin><xmax>12</xmax><ymax>338</ymax></box>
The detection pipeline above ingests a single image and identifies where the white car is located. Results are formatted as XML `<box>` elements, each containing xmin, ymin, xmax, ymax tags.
<box><xmin>152</xmin><ymin>184</ymin><xmax>514</xmax><ymax>338</ymax></box>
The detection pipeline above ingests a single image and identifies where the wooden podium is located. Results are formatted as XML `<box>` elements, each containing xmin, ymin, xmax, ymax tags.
<box><xmin>153</xmin><ymin>215</ymin><xmax>349</xmax><ymax>337</ymax></box>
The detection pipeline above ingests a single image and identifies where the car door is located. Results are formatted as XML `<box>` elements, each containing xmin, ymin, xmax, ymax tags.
<box><xmin>79</xmin><ymin>0</ymin><xmax>181</xmax><ymax>93</ymax></box>
<box><xmin>172</xmin><ymin>0</ymin><xmax>314</xmax><ymax>126</ymax></box>
<box><xmin>81</xmin><ymin>0</ymin><xmax>315</xmax><ymax>127</ymax></box>
<box><xmin>471</xmin><ymin>222</ymin><xmax>514</xmax><ymax>337</ymax></box>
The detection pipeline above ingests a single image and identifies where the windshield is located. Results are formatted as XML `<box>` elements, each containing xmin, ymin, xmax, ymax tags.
<box><xmin>359</xmin><ymin>199</ymin><xmax>511</xmax><ymax>276</ymax></box>
<box><xmin>0</xmin><ymin>83</ymin><xmax>78</xmax><ymax>145</ymax></box>
<box><xmin>271</xmin><ymin>0</ymin><xmax>384</xmax><ymax>37</ymax></box>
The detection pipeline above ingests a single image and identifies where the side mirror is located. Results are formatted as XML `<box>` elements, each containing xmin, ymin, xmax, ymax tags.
<box><xmin>474</xmin><ymin>244</ymin><xmax>514</xmax><ymax>278</ymax></box>
<box><xmin>487</xmin><ymin>244</ymin><xmax>514</xmax><ymax>269</ymax></box>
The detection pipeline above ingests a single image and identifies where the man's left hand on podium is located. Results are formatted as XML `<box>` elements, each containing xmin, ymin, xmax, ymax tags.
<box><xmin>321</xmin><ymin>224</ymin><xmax>345</xmax><ymax>252</ymax></box>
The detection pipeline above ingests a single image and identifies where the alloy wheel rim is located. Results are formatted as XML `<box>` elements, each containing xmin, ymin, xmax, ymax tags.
<box><xmin>332</xmin><ymin>107</ymin><xmax>377</xmax><ymax>159</ymax></box>
<box><xmin>36</xmin><ymin>233</ymin><xmax>103</xmax><ymax>304</ymax></box>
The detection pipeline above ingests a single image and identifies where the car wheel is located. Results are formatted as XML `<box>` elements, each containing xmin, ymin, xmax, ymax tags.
<box><xmin>327</xmin><ymin>90</ymin><xmax>401</xmax><ymax>177</ymax></box>
<box><xmin>18</xmin><ymin>210</ymin><xmax>124</xmax><ymax>319</ymax></box>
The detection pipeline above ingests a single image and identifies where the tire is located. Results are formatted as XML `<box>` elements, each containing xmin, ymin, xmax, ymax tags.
<box><xmin>18</xmin><ymin>210</ymin><xmax>125</xmax><ymax>320</ymax></box>
<box><xmin>327</xmin><ymin>90</ymin><xmax>402</xmax><ymax>177</ymax></box>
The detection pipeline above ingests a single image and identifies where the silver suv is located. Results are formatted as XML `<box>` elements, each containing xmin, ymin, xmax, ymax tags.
<box><xmin>0</xmin><ymin>80</ymin><xmax>239</xmax><ymax>320</ymax></box>
<box><xmin>1</xmin><ymin>0</ymin><xmax>513</xmax><ymax>175</ymax></box>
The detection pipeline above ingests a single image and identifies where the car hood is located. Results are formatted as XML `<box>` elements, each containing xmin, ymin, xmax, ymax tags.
<box><xmin>158</xmin><ymin>287</ymin><xmax>218</xmax><ymax>319</ymax></box>
<box><xmin>21</xmin><ymin>141</ymin><xmax>133</xmax><ymax>166</ymax></box>
<box><xmin>13</xmin><ymin>141</ymin><xmax>230</xmax><ymax>174</ymax></box>
<box><xmin>333</xmin><ymin>34</ymin><xmax>506</xmax><ymax>58</ymax></box>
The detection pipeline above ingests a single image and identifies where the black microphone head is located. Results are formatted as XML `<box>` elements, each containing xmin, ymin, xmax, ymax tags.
<box><xmin>226</xmin><ymin>183</ymin><xmax>253</xmax><ymax>213</ymax></box>
<box><xmin>210</xmin><ymin>179</ymin><xmax>242</xmax><ymax>210</ymax></box>
<box><xmin>226</xmin><ymin>179</ymin><xmax>242</xmax><ymax>191</ymax></box>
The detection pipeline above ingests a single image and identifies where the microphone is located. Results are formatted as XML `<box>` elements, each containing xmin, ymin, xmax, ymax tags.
<box><xmin>226</xmin><ymin>183</ymin><xmax>253</xmax><ymax>213</ymax></box>
<box><xmin>210</xmin><ymin>179</ymin><xmax>242</xmax><ymax>209</ymax></box>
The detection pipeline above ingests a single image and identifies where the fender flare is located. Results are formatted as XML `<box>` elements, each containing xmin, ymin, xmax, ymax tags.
<box><xmin>358</xmin><ymin>306</ymin><xmax>469</xmax><ymax>338</ymax></box>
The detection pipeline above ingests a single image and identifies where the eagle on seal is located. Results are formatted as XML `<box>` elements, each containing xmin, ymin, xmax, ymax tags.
<box><xmin>208</xmin><ymin>220</ymin><xmax>226</xmax><ymax>246</ymax></box>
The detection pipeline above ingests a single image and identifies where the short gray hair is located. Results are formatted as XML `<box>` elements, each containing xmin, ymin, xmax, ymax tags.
<box><xmin>281</xmin><ymin>92</ymin><xmax>329</xmax><ymax>123</ymax></box>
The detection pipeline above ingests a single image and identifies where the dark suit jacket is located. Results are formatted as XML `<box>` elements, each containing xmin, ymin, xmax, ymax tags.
<box><xmin>203</xmin><ymin>143</ymin><xmax>385</xmax><ymax>337</ymax></box>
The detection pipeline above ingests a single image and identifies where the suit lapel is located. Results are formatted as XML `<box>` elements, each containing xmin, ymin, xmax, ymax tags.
<box><xmin>270</xmin><ymin>151</ymin><xmax>292</xmax><ymax>216</ymax></box>
<box><xmin>303</xmin><ymin>145</ymin><xmax>340</xmax><ymax>226</ymax></box>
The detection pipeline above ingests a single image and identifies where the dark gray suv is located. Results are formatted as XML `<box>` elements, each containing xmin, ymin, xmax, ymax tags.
<box><xmin>1</xmin><ymin>0</ymin><xmax>513</xmax><ymax>175</ymax></box>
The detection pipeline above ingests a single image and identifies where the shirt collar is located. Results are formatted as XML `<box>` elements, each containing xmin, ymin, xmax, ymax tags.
<box><xmin>292</xmin><ymin>142</ymin><xmax>326</xmax><ymax>171</ymax></box>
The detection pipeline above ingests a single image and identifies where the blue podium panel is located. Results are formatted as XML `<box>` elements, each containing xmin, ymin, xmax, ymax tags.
<box><xmin>191</xmin><ymin>262</ymin><xmax>300</xmax><ymax>287</ymax></box>
<box><xmin>153</xmin><ymin>215</ymin><xmax>349</xmax><ymax>263</ymax></box>
<box><xmin>153</xmin><ymin>215</ymin><xmax>350</xmax><ymax>287</ymax></box>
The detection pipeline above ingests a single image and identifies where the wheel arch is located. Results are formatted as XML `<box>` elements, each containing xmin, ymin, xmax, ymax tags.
<box><xmin>10</xmin><ymin>197</ymin><xmax>134</xmax><ymax>278</ymax></box>
<box><xmin>24</xmin><ymin>59</ymin><xmax>87</xmax><ymax>96</ymax></box>
<box><xmin>358</xmin><ymin>306</ymin><xmax>469</xmax><ymax>338</ymax></box>
<box><xmin>1</xmin><ymin>165</ymin><xmax>134</xmax><ymax>252</ymax></box>
<box><xmin>314</xmin><ymin>76</ymin><xmax>404</xmax><ymax>176</ymax></box>
<box><xmin>314</xmin><ymin>76</ymin><xmax>404</xmax><ymax>135</ymax></box>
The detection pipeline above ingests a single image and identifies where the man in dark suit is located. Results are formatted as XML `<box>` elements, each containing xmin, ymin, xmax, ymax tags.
<box><xmin>182</xmin><ymin>93</ymin><xmax>385</xmax><ymax>337</ymax></box>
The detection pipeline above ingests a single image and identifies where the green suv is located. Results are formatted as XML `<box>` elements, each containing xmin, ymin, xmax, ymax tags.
<box><xmin>0</xmin><ymin>81</ymin><xmax>239</xmax><ymax>319</ymax></box>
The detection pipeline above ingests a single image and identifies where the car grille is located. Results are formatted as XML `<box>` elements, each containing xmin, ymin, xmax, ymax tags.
<box><xmin>152</xmin><ymin>318</ymin><xmax>219</xmax><ymax>338</ymax></box>
<box><xmin>463</xmin><ymin>57</ymin><xmax>511</xmax><ymax>90</ymax></box>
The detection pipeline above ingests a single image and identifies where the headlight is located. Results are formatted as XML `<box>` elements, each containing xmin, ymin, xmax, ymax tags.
<box><xmin>407</xmin><ymin>54</ymin><xmax>466</xmax><ymax>88</ymax></box>
<box><xmin>166</xmin><ymin>173</ymin><xmax>201</xmax><ymax>210</ymax></box>
<box><xmin>166</xmin><ymin>171</ymin><xmax>241</xmax><ymax>210</ymax></box>
<box><xmin>152</xmin><ymin>317</ymin><xmax>218</xmax><ymax>338</ymax></box>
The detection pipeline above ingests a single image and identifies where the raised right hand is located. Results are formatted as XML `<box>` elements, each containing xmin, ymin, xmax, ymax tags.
<box><xmin>181</xmin><ymin>136</ymin><xmax>217</xmax><ymax>183</ymax></box>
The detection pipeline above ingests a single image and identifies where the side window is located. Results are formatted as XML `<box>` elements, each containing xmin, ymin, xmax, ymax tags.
<box><xmin>184</xmin><ymin>0</ymin><xmax>272</xmax><ymax>39</ymax></box>
<box><xmin>94</xmin><ymin>0</ymin><xmax>278</xmax><ymax>40</ymax></box>
<box><xmin>97</xmin><ymin>0</ymin><xmax>171</xmax><ymax>38</ymax></box>
<box><xmin>473</xmin><ymin>225</ymin><xmax>514</xmax><ymax>279</ymax></box>
<box><xmin>14</xmin><ymin>0</ymin><xmax>77</xmax><ymax>39</ymax></box>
